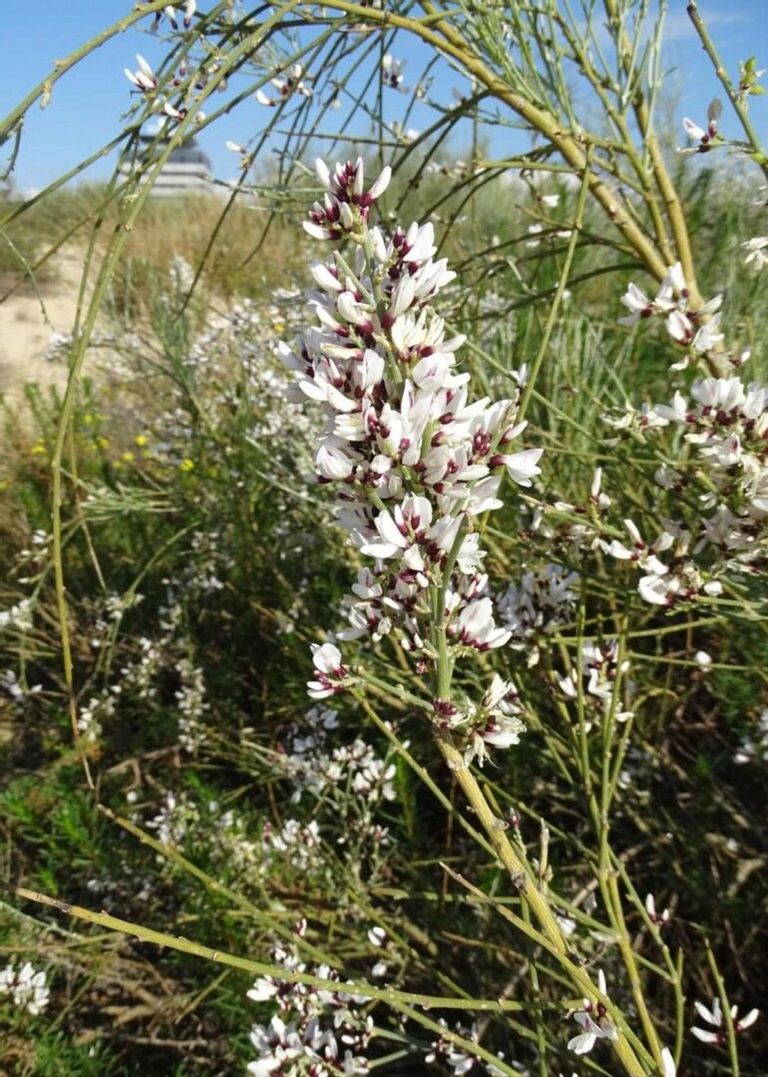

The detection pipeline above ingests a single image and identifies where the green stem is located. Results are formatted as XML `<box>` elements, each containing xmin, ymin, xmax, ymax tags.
<box><xmin>687</xmin><ymin>1</ymin><xmax>768</xmax><ymax>183</ymax></box>
<box><xmin>705</xmin><ymin>941</ymin><xmax>741</xmax><ymax>1077</ymax></box>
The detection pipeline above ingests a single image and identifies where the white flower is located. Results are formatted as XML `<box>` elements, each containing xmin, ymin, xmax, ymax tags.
<box><xmin>307</xmin><ymin>643</ymin><xmax>351</xmax><ymax>699</ymax></box>
<box><xmin>680</xmin><ymin>111</ymin><xmax>719</xmax><ymax>152</ymax></box>
<box><xmin>497</xmin><ymin>447</ymin><xmax>543</xmax><ymax>487</ymax></box>
<box><xmin>567</xmin><ymin>970</ymin><xmax>618</xmax><ymax>1055</ymax></box>
<box><xmin>692</xmin><ymin>997</ymin><xmax>760</xmax><ymax>1044</ymax></box>
<box><xmin>124</xmin><ymin>54</ymin><xmax>157</xmax><ymax>92</ymax></box>
<box><xmin>526</xmin><ymin>223</ymin><xmax>544</xmax><ymax>247</ymax></box>
<box><xmin>618</xmin><ymin>282</ymin><xmax>653</xmax><ymax>324</ymax></box>
<box><xmin>742</xmin><ymin>235</ymin><xmax>768</xmax><ymax>270</ymax></box>
<box><xmin>666</xmin><ymin>309</ymin><xmax>694</xmax><ymax>345</ymax></box>
<box><xmin>644</xmin><ymin>892</ymin><xmax>671</xmax><ymax>926</ymax></box>
<box><xmin>0</xmin><ymin>961</ymin><xmax>50</xmax><ymax>1016</ymax></box>
<box><xmin>381</xmin><ymin>53</ymin><xmax>405</xmax><ymax>90</ymax></box>
<box><xmin>682</xmin><ymin>116</ymin><xmax>707</xmax><ymax>142</ymax></box>
<box><xmin>248</xmin><ymin>977</ymin><xmax>280</xmax><ymax>1002</ymax></box>
<box><xmin>661</xmin><ymin>1047</ymin><xmax>677</xmax><ymax>1077</ymax></box>
<box><xmin>692</xmin><ymin>313</ymin><xmax>724</xmax><ymax>354</ymax></box>
<box><xmin>567</xmin><ymin>1010</ymin><xmax>618</xmax><ymax>1054</ymax></box>
<box><xmin>454</xmin><ymin>598</ymin><xmax>511</xmax><ymax>651</ymax></box>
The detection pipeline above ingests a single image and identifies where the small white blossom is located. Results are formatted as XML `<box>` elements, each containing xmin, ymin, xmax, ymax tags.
<box><xmin>644</xmin><ymin>892</ymin><xmax>671</xmax><ymax>926</ymax></box>
<box><xmin>692</xmin><ymin>997</ymin><xmax>759</xmax><ymax>1045</ymax></box>
<box><xmin>307</xmin><ymin>643</ymin><xmax>352</xmax><ymax>699</ymax></box>
<box><xmin>742</xmin><ymin>235</ymin><xmax>768</xmax><ymax>270</ymax></box>
<box><xmin>381</xmin><ymin>54</ymin><xmax>405</xmax><ymax>91</ymax></box>
<box><xmin>0</xmin><ymin>961</ymin><xmax>50</xmax><ymax>1016</ymax></box>
<box><xmin>124</xmin><ymin>54</ymin><xmax>157</xmax><ymax>93</ymax></box>
<box><xmin>567</xmin><ymin>970</ymin><xmax>618</xmax><ymax>1055</ymax></box>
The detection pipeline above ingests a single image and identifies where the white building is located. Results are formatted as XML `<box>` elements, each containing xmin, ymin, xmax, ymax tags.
<box><xmin>122</xmin><ymin>126</ymin><xmax>214</xmax><ymax>197</ymax></box>
<box><xmin>150</xmin><ymin>138</ymin><xmax>213</xmax><ymax>196</ymax></box>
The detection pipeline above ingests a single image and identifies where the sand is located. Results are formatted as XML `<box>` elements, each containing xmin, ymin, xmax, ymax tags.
<box><xmin>0</xmin><ymin>247</ymin><xmax>87</xmax><ymax>401</ymax></box>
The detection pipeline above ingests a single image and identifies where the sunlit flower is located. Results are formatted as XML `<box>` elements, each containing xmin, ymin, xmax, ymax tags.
<box><xmin>124</xmin><ymin>54</ymin><xmax>157</xmax><ymax>93</ymax></box>
<box><xmin>256</xmin><ymin>64</ymin><xmax>313</xmax><ymax>107</ymax></box>
<box><xmin>307</xmin><ymin>642</ymin><xmax>353</xmax><ymax>699</ymax></box>
<box><xmin>381</xmin><ymin>54</ymin><xmax>405</xmax><ymax>91</ymax></box>
<box><xmin>679</xmin><ymin>100</ymin><xmax>722</xmax><ymax>153</ymax></box>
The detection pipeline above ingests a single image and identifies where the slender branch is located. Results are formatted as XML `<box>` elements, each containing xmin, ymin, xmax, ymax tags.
<box><xmin>687</xmin><ymin>0</ymin><xmax>768</xmax><ymax>183</ymax></box>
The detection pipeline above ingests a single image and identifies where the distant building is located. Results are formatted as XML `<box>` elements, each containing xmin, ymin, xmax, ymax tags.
<box><xmin>122</xmin><ymin>124</ymin><xmax>214</xmax><ymax>197</ymax></box>
<box><xmin>151</xmin><ymin>136</ymin><xmax>213</xmax><ymax>196</ymax></box>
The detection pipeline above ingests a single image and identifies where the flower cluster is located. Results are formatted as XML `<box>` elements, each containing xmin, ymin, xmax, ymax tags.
<box><xmin>619</xmin><ymin>262</ymin><xmax>723</xmax><ymax>369</ymax></box>
<box><xmin>424</xmin><ymin>1019</ymin><xmax>487</xmax><ymax>1074</ymax></box>
<box><xmin>261</xmin><ymin>817</ymin><xmax>323</xmax><ymax>873</ymax></box>
<box><xmin>146</xmin><ymin>789</ymin><xmax>200</xmax><ymax>848</ymax></box>
<box><xmin>276</xmin><ymin>705</ymin><xmax>397</xmax><ymax>805</ymax></box>
<box><xmin>433</xmin><ymin>675</ymin><xmax>526</xmax><ymax>767</ymax></box>
<box><xmin>604</xmin><ymin>375</ymin><xmax>768</xmax><ymax>605</ymax></box>
<box><xmin>123</xmin><ymin>50</ymin><xmax>210</xmax><ymax>123</ymax></box>
<box><xmin>174</xmin><ymin>655</ymin><xmax>209</xmax><ymax>751</ymax></box>
<box><xmin>282</xmin><ymin>157</ymin><xmax>541</xmax><ymax>763</ymax></box>
<box><xmin>498</xmin><ymin>562</ymin><xmax>578</xmax><ymax>663</ymax></box>
<box><xmin>556</xmin><ymin>640</ymin><xmax>632</xmax><ymax>727</ymax></box>
<box><xmin>247</xmin><ymin>928</ymin><xmax>373</xmax><ymax>1076</ymax></box>
<box><xmin>0</xmin><ymin>961</ymin><xmax>50</xmax><ymax>1016</ymax></box>
<box><xmin>0</xmin><ymin>668</ymin><xmax>42</xmax><ymax>712</ymax></box>
<box><xmin>0</xmin><ymin>598</ymin><xmax>34</xmax><ymax>633</ymax></box>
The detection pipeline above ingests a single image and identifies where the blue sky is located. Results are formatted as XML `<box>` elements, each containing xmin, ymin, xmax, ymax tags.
<box><xmin>1</xmin><ymin>0</ymin><xmax>767</xmax><ymax>193</ymax></box>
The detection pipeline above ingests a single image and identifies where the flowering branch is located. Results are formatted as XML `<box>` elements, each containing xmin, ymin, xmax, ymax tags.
<box><xmin>285</xmin><ymin>155</ymin><xmax>658</xmax><ymax>1075</ymax></box>
<box><xmin>686</xmin><ymin>1</ymin><xmax>768</xmax><ymax>180</ymax></box>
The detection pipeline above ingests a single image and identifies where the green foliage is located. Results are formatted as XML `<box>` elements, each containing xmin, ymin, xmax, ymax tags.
<box><xmin>2</xmin><ymin>2</ymin><xmax>768</xmax><ymax>1073</ymax></box>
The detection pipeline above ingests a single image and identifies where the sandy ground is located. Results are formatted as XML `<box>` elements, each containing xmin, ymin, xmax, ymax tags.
<box><xmin>0</xmin><ymin>248</ymin><xmax>87</xmax><ymax>401</ymax></box>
